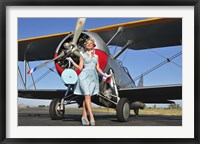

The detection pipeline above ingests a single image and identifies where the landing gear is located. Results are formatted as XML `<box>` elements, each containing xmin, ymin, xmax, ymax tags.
<box><xmin>98</xmin><ymin>69</ymin><xmax>131</xmax><ymax>122</ymax></box>
<box><xmin>98</xmin><ymin>68</ymin><xmax>118</xmax><ymax>108</ymax></box>
<box><xmin>116</xmin><ymin>98</ymin><xmax>130</xmax><ymax>122</ymax></box>
<box><xmin>49</xmin><ymin>98</ymin><xmax>65</xmax><ymax>120</ymax></box>
<box><xmin>133</xmin><ymin>108</ymin><xmax>139</xmax><ymax>116</ymax></box>
<box><xmin>131</xmin><ymin>101</ymin><xmax>145</xmax><ymax>116</ymax></box>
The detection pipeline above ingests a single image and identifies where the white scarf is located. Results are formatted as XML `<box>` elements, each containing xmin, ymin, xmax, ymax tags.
<box><xmin>86</xmin><ymin>50</ymin><xmax>95</xmax><ymax>58</ymax></box>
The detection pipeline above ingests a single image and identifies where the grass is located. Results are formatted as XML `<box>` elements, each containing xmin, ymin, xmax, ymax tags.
<box><xmin>90</xmin><ymin>107</ymin><xmax>182</xmax><ymax>116</ymax></box>
<box><xmin>136</xmin><ymin>108</ymin><xmax>182</xmax><ymax>116</ymax></box>
<box><xmin>20</xmin><ymin>106</ymin><xmax>182</xmax><ymax>116</ymax></box>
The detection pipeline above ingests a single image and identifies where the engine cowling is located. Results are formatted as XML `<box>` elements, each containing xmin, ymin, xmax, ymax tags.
<box><xmin>54</xmin><ymin>33</ymin><xmax>109</xmax><ymax>76</ymax></box>
<box><xmin>54</xmin><ymin>33</ymin><xmax>89</xmax><ymax>75</ymax></box>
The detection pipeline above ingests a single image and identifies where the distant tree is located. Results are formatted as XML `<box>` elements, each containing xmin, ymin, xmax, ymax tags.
<box><xmin>153</xmin><ymin>104</ymin><xmax>156</xmax><ymax>109</ymax></box>
<box><xmin>38</xmin><ymin>105</ymin><xmax>46</xmax><ymax>108</ymax></box>
<box><xmin>168</xmin><ymin>103</ymin><xmax>176</xmax><ymax>109</ymax></box>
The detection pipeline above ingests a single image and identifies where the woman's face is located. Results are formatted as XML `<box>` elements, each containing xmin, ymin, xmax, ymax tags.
<box><xmin>85</xmin><ymin>40</ymin><xmax>94</xmax><ymax>50</ymax></box>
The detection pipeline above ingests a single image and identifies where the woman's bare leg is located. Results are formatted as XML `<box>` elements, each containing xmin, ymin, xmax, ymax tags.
<box><xmin>82</xmin><ymin>99</ymin><xmax>89</xmax><ymax>122</ymax></box>
<box><xmin>85</xmin><ymin>95</ymin><xmax>95</xmax><ymax>122</ymax></box>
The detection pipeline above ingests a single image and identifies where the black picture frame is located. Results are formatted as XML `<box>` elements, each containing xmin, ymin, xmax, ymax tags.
<box><xmin>0</xmin><ymin>0</ymin><xmax>199</xmax><ymax>144</ymax></box>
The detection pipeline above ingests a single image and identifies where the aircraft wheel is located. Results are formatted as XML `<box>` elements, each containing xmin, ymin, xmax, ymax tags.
<box><xmin>116</xmin><ymin>98</ymin><xmax>130</xmax><ymax>122</ymax></box>
<box><xmin>49</xmin><ymin>98</ymin><xmax>65</xmax><ymax>120</ymax></box>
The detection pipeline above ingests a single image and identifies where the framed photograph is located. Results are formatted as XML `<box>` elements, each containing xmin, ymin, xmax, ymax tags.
<box><xmin>1</xmin><ymin>0</ymin><xmax>199</xmax><ymax>143</ymax></box>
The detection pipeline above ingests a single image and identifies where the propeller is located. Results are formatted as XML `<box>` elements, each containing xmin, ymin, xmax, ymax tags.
<box><xmin>64</xmin><ymin>18</ymin><xmax>86</xmax><ymax>57</ymax></box>
<box><xmin>72</xmin><ymin>18</ymin><xmax>86</xmax><ymax>45</ymax></box>
<box><xmin>27</xmin><ymin>18</ymin><xmax>86</xmax><ymax>74</ymax></box>
<box><xmin>27</xmin><ymin>51</ymin><xmax>65</xmax><ymax>74</ymax></box>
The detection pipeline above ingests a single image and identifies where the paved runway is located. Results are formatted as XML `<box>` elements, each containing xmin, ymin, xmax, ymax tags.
<box><xmin>18</xmin><ymin>107</ymin><xmax>182</xmax><ymax>126</ymax></box>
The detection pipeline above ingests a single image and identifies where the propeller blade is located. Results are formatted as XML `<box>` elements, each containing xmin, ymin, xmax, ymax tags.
<box><xmin>72</xmin><ymin>18</ymin><xmax>86</xmax><ymax>45</ymax></box>
<box><xmin>73</xmin><ymin>50</ymin><xmax>81</xmax><ymax>57</ymax></box>
<box><xmin>63</xmin><ymin>18</ymin><xmax>86</xmax><ymax>57</ymax></box>
<box><xmin>27</xmin><ymin>51</ymin><xmax>65</xmax><ymax>74</ymax></box>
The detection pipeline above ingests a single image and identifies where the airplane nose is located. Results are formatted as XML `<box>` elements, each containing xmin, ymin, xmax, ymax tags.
<box><xmin>63</xmin><ymin>42</ymin><xmax>70</xmax><ymax>48</ymax></box>
<box><xmin>71</xmin><ymin>48</ymin><xmax>81</xmax><ymax>57</ymax></box>
<box><xmin>63</xmin><ymin>42</ymin><xmax>81</xmax><ymax>57</ymax></box>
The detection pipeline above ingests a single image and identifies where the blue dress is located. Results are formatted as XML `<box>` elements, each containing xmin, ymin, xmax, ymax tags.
<box><xmin>74</xmin><ymin>53</ymin><xmax>99</xmax><ymax>96</ymax></box>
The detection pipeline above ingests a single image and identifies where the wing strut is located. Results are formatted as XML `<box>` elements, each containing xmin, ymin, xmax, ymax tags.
<box><xmin>27</xmin><ymin>61</ymin><xmax>36</xmax><ymax>89</ymax></box>
<box><xmin>113</xmin><ymin>40</ymin><xmax>134</xmax><ymax>59</ymax></box>
<box><xmin>150</xmin><ymin>49</ymin><xmax>182</xmax><ymax>68</ymax></box>
<box><xmin>106</xmin><ymin>27</ymin><xmax>124</xmax><ymax>46</ymax></box>
<box><xmin>133</xmin><ymin>51</ymin><xmax>182</xmax><ymax>81</ymax></box>
<box><xmin>123</xmin><ymin>51</ymin><xmax>182</xmax><ymax>87</ymax></box>
<box><xmin>18</xmin><ymin>66</ymin><xmax>26</xmax><ymax>89</ymax></box>
<box><xmin>27</xmin><ymin>66</ymin><xmax>56</xmax><ymax>89</ymax></box>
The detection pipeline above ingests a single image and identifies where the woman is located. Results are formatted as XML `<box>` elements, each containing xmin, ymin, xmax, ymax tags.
<box><xmin>67</xmin><ymin>38</ymin><xmax>111</xmax><ymax>126</ymax></box>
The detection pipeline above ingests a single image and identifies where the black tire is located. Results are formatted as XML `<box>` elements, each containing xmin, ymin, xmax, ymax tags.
<box><xmin>49</xmin><ymin>98</ymin><xmax>65</xmax><ymax>120</ymax></box>
<box><xmin>116</xmin><ymin>98</ymin><xmax>130</xmax><ymax>122</ymax></box>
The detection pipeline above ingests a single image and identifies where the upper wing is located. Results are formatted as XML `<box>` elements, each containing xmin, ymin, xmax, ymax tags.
<box><xmin>18</xmin><ymin>18</ymin><xmax>181</xmax><ymax>61</ymax></box>
<box><xmin>18</xmin><ymin>32</ymin><xmax>70</xmax><ymax>61</ymax></box>
<box><xmin>88</xmin><ymin>18</ymin><xmax>182</xmax><ymax>50</ymax></box>
<box><xmin>118</xmin><ymin>84</ymin><xmax>181</xmax><ymax>103</ymax></box>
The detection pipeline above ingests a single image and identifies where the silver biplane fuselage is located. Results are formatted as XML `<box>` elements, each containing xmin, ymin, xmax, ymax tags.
<box><xmin>51</xmin><ymin>31</ymin><xmax>137</xmax><ymax>119</ymax></box>
<box><xmin>55</xmin><ymin>31</ymin><xmax>136</xmax><ymax>89</ymax></box>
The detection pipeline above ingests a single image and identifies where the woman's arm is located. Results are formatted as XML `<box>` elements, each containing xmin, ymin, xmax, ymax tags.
<box><xmin>70</xmin><ymin>56</ymin><xmax>84</xmax><ymax>71</ymax></box>
<box><xmin>96</xmin><ymin>60</ymin><xmax>108</xmax><ymax>77</ymax></box>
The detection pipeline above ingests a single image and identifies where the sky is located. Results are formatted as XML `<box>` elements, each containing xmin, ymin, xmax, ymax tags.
<box><xmin>18</xmin><ymin>18</ymin><xmax>182</xmax><ymax>107</ymax></box>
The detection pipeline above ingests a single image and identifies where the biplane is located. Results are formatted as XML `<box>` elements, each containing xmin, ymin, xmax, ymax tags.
<box><xmin>18</xmin><ymin>18</ymin><xmax>182</xmax><ymax>122</ymax></box>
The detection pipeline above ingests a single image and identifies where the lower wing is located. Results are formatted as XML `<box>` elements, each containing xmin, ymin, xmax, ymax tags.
<box><xmin>18</xmin><ymin>89</ymin><xmax>71</xmax><ymax>99</ymax></box>
<box><xmin>118</xmin><ymin>84</ymin><xmax>182</xmax><ymax>103</ymax></box>
<box><xmin>19</xmin><ymin>84</ymin><xmax>181</xmax><ymax>104</ymax></box>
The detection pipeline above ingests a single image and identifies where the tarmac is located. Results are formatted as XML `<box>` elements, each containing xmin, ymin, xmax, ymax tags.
<box><xmin>18</xmin><ymin>107</ymin><xmax>182</xmax><ymax>126</ymax></box>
